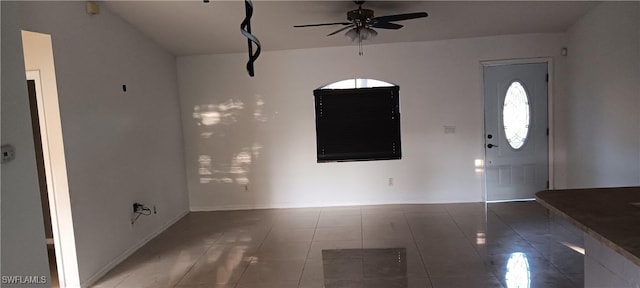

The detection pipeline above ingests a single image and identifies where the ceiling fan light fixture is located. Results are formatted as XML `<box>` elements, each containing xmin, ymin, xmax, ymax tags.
<box><xmin>345</xmin><ymin>27</ymin><xmax>377</xmax><ymax>41</ymax></box>
<box><xmin>345</xmin><ymin>28</ymin><xmax>359</xmax><ymax>41</ymax></box>
<box><xmin>361</xmin><ymin>27</ymin><xmax>377</xmax><ymax>40</ymax></box>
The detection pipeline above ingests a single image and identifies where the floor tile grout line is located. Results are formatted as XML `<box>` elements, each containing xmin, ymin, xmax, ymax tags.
<box><xmin>360</xmin><ymin>207</ymin><xmax>364</xmax><ymax>250</ymax></box>
<box><xmin>116</xmin><ymin>222</ymin><xmax>226</xmax><ymax>288</ymax></box>
<box><xmin>489</xmin><ymin>204</ymin><xmax>580</xmax><ymax>287</ymax></box>
<box><xmin>107</xmin><ymin>268</ymin><xmax>135</xmax><ymax>288</ymax></box>
<box><xmin>491</xmin><ymin>204</ymin><xmax>582</xmax><ymax>287</ymax></box>
<box><xmin>232</xmin><ymin>255</ymin><xmax>253</xmax><ymax>288</ymax></box>
<box><xmin>359</xmin><ymin>207</ymin><xmax>365</xmax><ymax>287</ymax></box>
<box><xmin>445</xmin><ymin>208</ymin><xmax>486</xmax><ymax>260</ymax></box>
<box><xmin>402</xmin><ymin>210</ymin><xmax>435</xmax><ymax>288</ymax></box>
<box><xmin>296</xmin><ymin>207</ymin><xmax>322</xmax><ymax>288</ymax></box>
<box><xmin>445</xmin><ymin>207</ymin><xmax>506</xmax><ymax>288</ymax></box>
<box><xmin>171</xmin><ymin>239</ymin><xmax>222</xmax><ymax>288</ymax></box>
<box><xmin>232</xmin><ymin>215</ymin><xmax>277</xmax><ymax>288</ymax></box>
<box><xmin>490</xmin><ymin>206</ymin><xmax>553</xmax><ymax>259</ymax></box>
<box><xmin>256</xmin><ymin>217</ymin><xmax>276</xmax><ymax>250</ymax></box>
<box><xmin>360</xmin><ymin>207</ymin><xmax>364</xmax><ymax>246</ymax></box>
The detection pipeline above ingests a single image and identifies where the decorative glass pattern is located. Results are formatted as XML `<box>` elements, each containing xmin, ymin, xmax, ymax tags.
<box><xmin>503</xmin><ymin>81</ymin><xmax>530</xmax><ymax>149</ymax></box>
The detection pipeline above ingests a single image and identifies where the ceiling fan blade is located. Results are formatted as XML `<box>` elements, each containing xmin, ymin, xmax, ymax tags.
<box><xmin>373</xmin><ymin>12</ymin><xmax>428</xmax><ymax>23</ymax></box>
<box><xmin>327</xmin><ymin>24</ymin><xmax>355</xmax><ymax>36</ymax></box>
<box><xmin>294</xmin><ymin>22</ymin><xmax>352</xmax><ymax>28</ymax></box>
<box><xmin>371</xmin><ymin>22</ymin><xmax>403</xmax><ymax>30</ymax></box>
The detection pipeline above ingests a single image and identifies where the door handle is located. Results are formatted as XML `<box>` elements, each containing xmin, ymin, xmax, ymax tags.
<box><xmin>487</xmin><ymin>144</ymin><xmax>498</xmax><ymax>148</ymax></box>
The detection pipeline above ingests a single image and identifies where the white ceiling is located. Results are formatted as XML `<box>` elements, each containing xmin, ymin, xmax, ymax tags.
<box><xmin>103</xmin><ymin>1</ymin><xmax>598</xmax><ymax>56</ymax></box>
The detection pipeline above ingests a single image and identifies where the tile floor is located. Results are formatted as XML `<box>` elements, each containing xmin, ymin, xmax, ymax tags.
<box><xmin>92</xmin><ymin>202</ymin><xmax>584</xmax><ymax>288</ymax></box>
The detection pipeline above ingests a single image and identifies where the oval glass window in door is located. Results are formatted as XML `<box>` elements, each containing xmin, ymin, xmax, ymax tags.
<box><xmin>503</xmin><ymin>81</ymin><xmax>530</xmax><ymax>149</ymax></box>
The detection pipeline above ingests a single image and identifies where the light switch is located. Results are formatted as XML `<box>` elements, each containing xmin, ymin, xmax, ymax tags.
<box><xmin>1</xmin><ymin>144</ymin><xmax>15</xmax><ymax>164</ymax></box>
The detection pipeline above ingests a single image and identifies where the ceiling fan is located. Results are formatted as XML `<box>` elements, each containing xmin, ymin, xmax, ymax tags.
<box><xmin>294</xmin><ymin>1</ymin><xmax>428</xmax><ymax>55</ymax></box>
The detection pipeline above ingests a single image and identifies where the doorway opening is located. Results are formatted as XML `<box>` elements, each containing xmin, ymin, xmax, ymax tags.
<box><xmin>26</xmin><ymin>71</ymin><xmax>58</xmax><ymax>287</ymax></box>
<box><xmin>22</xmin><ymin>30</ymin><xmax>80</xmax><ymax>287</ymax></box>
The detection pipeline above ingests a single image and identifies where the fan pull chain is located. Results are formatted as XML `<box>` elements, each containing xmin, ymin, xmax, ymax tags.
<box><xmin>240</xmin><ymin>0</ymin><xmax>261</xmax><ymax>77</ymax></box>
<box><xmin>358</xmin><ymin>34</ymin><xmax>363</xmax><ymax>56</ymax></box>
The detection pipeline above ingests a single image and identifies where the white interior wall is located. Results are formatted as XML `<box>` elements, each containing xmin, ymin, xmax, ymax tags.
<box><xmin>0</xmin><ymin>2</ymin><xmax>51</xmax><ymax>286</ymax></box>
<box><xmin>177</xmin><ymin>33</ymin><xmax>566</xmax><ymax>211</ymax></box>
<box><xmin>562</xmin><ymin>1</ymin><xmax>640</xmax><ymax>188</ymax></box>
<box><xmin>14</xmin><ymin>2</ymin><xmax>189</xmax><ymax>286</ymax></box>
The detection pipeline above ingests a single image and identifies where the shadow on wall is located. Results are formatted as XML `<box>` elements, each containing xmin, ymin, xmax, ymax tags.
<box><xmin>192</xmin><ymin>94</ymin><xmax>269</xmax><ymax>186</ymax></box>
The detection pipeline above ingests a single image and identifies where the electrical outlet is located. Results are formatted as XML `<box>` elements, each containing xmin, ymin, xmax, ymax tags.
<box><xmin>388</xmin><ymin>177</ymin><xmax>394</xmax><ymax>186</ymax></box>
<box><xmin>1</xmin><ymin>144</ymin><xmax>15</xmax><ymax>164</ymax></box>
<box><xmin>444</xmin><ymin>125</ymin><xmax>456</xmax><ymax>134</ymax></box>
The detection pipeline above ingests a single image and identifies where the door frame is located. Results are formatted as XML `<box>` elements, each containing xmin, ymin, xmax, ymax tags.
<box><xmin>480</xmin><ymin>57</ymin><xmax>554</xmax><ymax>202</ymax></box>
<box><xmin>27</xmin><ymin>70</ymin><xmax>64</xmax><ymax>285</ymax></box>
<box><xmin>23</xmin><ymin>30</ymin><xmax>81</xmax><ymax>287</ymax></box>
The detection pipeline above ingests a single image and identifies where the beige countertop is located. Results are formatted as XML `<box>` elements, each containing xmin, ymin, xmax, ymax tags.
<box><xmin>536</xmin><ymin>186</ymin><xmax>640</xmax><ymax>267</ymax></box>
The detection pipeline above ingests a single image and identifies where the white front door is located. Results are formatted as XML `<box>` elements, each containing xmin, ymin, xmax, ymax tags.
<box><xmin>484</xmin><ymin>63</ymin><xmax>548</xmax><ymax>201</ymax></box>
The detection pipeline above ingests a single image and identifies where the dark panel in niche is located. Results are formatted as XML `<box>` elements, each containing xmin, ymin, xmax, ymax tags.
<box><xmin>314</xmin><ymin>86</ymin><xmax>401</xmax><ymax>162</ymax></box>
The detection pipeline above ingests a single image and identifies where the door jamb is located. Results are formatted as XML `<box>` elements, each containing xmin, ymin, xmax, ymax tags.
<box><xmin>480</xmin><ymin>57</ymin><xmax>555</xmax><ymax>202</ymax></box>
<box><xmin>26</xmin><ymin>70</ymin><xmax>65</xmax><ymax>286</ymax></box>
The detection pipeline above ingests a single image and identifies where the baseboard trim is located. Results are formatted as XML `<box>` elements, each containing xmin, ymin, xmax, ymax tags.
<box><xmin>190</xmin><ymin>199</ymin><xmax>483</xmax><ymax>212</ymax></box>
<box><xmin>79</xmin><ymin>209</ymin><xmax>189</xmax><ymax>288</ymax></box>
<box><xmin>486</xmin><ymin>198</ymin><xmax>536</xmax><ymax>203</ymax></box>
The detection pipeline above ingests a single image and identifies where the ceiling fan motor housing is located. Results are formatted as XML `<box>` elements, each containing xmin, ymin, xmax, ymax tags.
<box><xmin>348</xmin><ymin>9</ymin><xmax>374</xmax><ymax>27</ymax></box>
